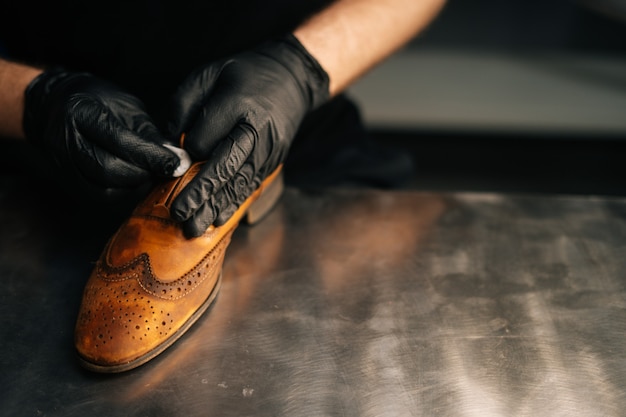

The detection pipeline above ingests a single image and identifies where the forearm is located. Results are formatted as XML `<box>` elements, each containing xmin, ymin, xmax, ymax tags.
<box><xmin>0</xmin><ymin>58</ymin><xmax>43</xmax><ymax>139</ymax></box>
<box><xmin>294</xmin><ymin>0</ymin><xmax>446</xmax><ymax>97</ymax></box>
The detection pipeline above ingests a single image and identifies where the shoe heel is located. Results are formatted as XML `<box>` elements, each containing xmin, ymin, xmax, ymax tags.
<box><xmin>244</xmin><ymin>170</ymin><xmax>284</xmax><ymax>225</ymax></box>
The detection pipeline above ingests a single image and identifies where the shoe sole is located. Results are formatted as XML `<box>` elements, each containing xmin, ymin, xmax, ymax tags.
<box><xmin>244</xmin><ymin>171</ymin><xmax>284</xmax><ymax>225</ymax></box>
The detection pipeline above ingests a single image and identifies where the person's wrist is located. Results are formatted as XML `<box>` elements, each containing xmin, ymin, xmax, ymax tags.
<box><xmin>0</xmin><ymin>60</ymin><xmax>42</xmax><ymax>140</ymax></box>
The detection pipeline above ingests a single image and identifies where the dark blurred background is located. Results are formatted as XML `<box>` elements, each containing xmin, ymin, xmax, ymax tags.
<box><xmin>348</xmin><ymin>0</ymin><xmax>626</xmax><ymax>196</ymax></box>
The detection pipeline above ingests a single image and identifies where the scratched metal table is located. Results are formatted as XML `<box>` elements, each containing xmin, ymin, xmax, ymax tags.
<box><xmin>1</xmin><ymin>173</ymin><xmax>625</xmax><ymax>417</ymax></box>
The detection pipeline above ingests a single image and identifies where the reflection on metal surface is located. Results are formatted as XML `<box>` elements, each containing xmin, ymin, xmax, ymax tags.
<box><xmin>1</xmin><ymin>178</ymin><xmax>626</xmax><ymax>416</ymax></box>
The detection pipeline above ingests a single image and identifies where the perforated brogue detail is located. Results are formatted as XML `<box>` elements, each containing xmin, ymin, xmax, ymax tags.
<box><xmin>95</xmin><ymin>234</ymin><xmax>229</xmax><ymax>300</ymax></box>
<box><xmin>75</xmin><ymin>231</ymin><xmax>232</xmax><ymax>367</ymax></box>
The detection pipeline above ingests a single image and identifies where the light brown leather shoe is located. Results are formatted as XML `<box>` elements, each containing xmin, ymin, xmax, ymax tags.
<box><xmin>74</xmin><ymin>164</ymin><xmax>284</xmax><ymax>373</ymax></box>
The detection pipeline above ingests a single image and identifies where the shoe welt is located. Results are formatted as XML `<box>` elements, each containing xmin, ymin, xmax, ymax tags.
<box><xmin>74</xmin><ymin>164</ymin><xmax>283</xmax><ymax>373</ymax></box>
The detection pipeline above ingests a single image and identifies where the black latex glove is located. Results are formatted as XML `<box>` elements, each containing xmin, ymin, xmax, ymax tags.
<box><xmin>168</xmin><ymin>34</ymin><xmax>329</xmax><ymax>237</ymax></box>
<box><xmin>23</xmin><ymin>68</ymin><xmax>182</xmax><ymax>201</ymax></box>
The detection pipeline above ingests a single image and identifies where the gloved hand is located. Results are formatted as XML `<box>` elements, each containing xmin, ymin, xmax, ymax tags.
<box><xmin>23</xmin><ymin>68</ymin><xmax>188</xmax><ymax>201</ymax></box>
<box><xmin>168</xmin><ymin>34</ymin><xmax>329</xmax><ymax>237</ymax></box>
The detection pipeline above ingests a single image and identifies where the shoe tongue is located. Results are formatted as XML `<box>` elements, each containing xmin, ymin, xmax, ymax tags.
<box><xmin>133</xmin><ymin>163</ymin><xmax>203</xmax><ymax>220</ymax></box>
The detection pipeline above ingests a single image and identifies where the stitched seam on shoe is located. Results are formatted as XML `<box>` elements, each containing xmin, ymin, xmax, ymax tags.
<box><xmin>137</xmin><ymin>243</ymin><xmax>222</xmax><ymax>300</ymax></box>
<box><xmin>96</xmin><ymin>255</ymin><xmax>145</xmax><ymax>282</ymax></box>
<box><xmin>134</xmin><ymin>214</ymin><xmax>180</xmax><ymax>226</ymax></box>
<box><xmin>96</xmin><ymin>234</ymin><xmax>229</xmax><ymax>300</ymax></box>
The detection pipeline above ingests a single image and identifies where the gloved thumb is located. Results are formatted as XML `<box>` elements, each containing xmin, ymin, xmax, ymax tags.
<box><xmin>181</xmin><ymin>89</ymin><xmax>243</xmax><ymax>161</ymax></box>
<box><xmin>168</xmin><ymin>63</ymin><xmax>225</xmax><ymax>141</ymax></box>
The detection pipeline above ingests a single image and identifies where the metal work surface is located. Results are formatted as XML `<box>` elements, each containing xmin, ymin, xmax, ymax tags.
<box><xmin>1</xmin><ymin>175</ymin><xmax>626</xmax><ymax>417</ymax></box>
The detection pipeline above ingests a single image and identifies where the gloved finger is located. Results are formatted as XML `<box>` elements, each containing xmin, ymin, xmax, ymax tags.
<box><xmin>72</xmin><ymin>99</ymin><xmax>181</xmax><ymax>177</ymax></box>
<box><xmin>212</xmin><ymin>162</ymin><xmax>258</xmax><ymax>226</ymax></box>
<box><xmin>107</xmin><ymin>91</ymin><xmax>156</xmax><ymax>136</ymax></box>
<box><xmin>181</xmin><ymin>87</ymin><xmax>243</xmax><ymax>160</ymax></box>
<box><xmin>170</xmin><ymin>123</ymin><xmax>256</xmax><ymax>222</ymax></box>
<box><xmin>182</xmin><ymin>198</ymin><xmax>218</xmax><ymax>239</ymax></box>
<box><xmin>168</xmin><ymin>64</ymin><xmax>225</xmax><ymax>139</ymax></box>
<box><xmin>121</xmin><ymin>105</ymin><xmax>191</xmax><ymax>177</ymax></box>
<box><xmin>67</xmin><ymin>133</ymin><xmax>152</xmax><ymax>188</ymax></box>
<box><xmin>182</xmin><ymin>162</ymin><xmax>256</xmax><ymax>237</ymax></box>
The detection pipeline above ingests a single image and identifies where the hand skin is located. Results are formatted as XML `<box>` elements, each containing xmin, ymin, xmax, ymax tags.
<box><xmin>0</xmin><ymin>59</ymin><xmax>42</xmax><ymax>139</ymax></box>
<box><xmin>294</xmin><ymin>0</ymin><xmax>447</xmax><ymax>97</ymax></box>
